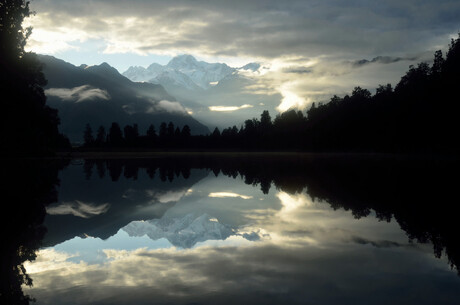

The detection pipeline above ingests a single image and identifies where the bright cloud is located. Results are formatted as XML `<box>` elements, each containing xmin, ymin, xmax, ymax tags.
<box><xmin>277</xmin><ymin>83</ymin><xmax>310</xmax><ymax>112</ymax></box>
<box><xmin>156</xmin><ymin>190</ymin><xmax>188</xmax><ymax>203</ymax></box>
<box><xmin>209</xmin><ymin>192</ymin><xmax>253</xmax><ymax>200</ymax></box>
<box><xmin>209</xmin><ymin>104</ymin><xmax>254</xmax><ymax>112</ymax></box>
<box><xmin>45</xmin><ymin>85</ymin><xmax>110</xmax><ymax>103</ymax></box>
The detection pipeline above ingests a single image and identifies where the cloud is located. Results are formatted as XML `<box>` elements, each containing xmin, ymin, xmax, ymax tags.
<box><xmin>147</xmin><ymin>100</ymin><xmax>188</xmax><ymax>114</ymax></box>
<box><xmin>351</xmin><ymin>56</ymin><xmax>419</xmax><ymax>68</ymax></box>
<box><xmin>351</xmin><ymin>236</ymin><xmax>403</xmax><ymax>248</ymax></box>
<box><xmin>26</xmin><ymin>0</ymin><xmax>460</xmax><ymax>60</ymax></box>
<box><xmin>209</xmin><ymin>104</ymin><xmax>254</xmax><ymax>112</ymax></box>
<box><xmin>209</xmin><ymin>192</ymin><xmax>253</xmax><ymax>200</ymax></box>
<box><xmin>148</xmin><ymin>189</ymin><xmax>189</xmax><ymax>203</ymax></box>
<box><xmin>282</xmin><ymin>66</ymin><xmax>313</xmax><ymax>74</ymax></box>
<box><xmin>45</xmin><ymin>85</ymin><xmax>110</xmax><ymax>102</ymax></box>
<box><xmin>46</xmin><ymin>201</ymin><xmax>111</xmax><ymax>218</ymax></box>
<box><xmin>25</xmin><ymin>0</ymin><xmax>460</xmax><ymax>114</ymax></box>
<box><xmin>277</xmin><ymin>83</ymin><xmax>310</xmax><ymax>112</ymax></box>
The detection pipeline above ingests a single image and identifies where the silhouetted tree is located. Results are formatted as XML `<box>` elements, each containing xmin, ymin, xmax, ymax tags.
<box><xmin>212</xmin><ymin>127</ymin><xmax>221</xmax><ymax>137</ymax></box>
<box><xmin>174</xmin><ymin>126</ymin><xmax>181</xmax><ymax>138</ymax></box>
<box><xmin>181</xmin><ymin>125</ymin><xmax>191</xmax><ymax>138</ymax></box>
<box><xmin>159</xmin><ymin>122</ymin><xmax>167</xmax><ymax>138</ymax></box>
<box><xmin>146</xmin><ymin>124</ymin><xmax>157</xmax><ymax>138</ymax></box>
<box><xmin>124</xmin><ymin>124</ymin><xmax>139</xmax><ymax>146</ymax></box>
<box><xmin>260</xmin><ymin>110</ymin><xmax>272</xmax><ymax>130</ymax></box>
<box><xmin>375</xmin><ymin>84</ymin><xmax>393</xmax><ymax>96</ymax></box>
<box><xmin>83</xmin><ymin>123</ymin><xmax>94</xmax><ymax>146</ymax></box>
<box><xmin>0</xmin><ymin>0</ymin><xmax>69</xmax><ymax>155</ymax></box>
<box><xmin>108</xmin><ymin>122</ymin><xmax>123</xmax><ymax>146</ymax></box>
<box><xmin>96</xmin><ymin>125</ymin><xmax>106</xmax><ymax>146</ymax></box>
<box><xmin>167</xmin><ymin>122</ymin><xmax>175</xmax><ymax>137</ymax></box>
<box><xmin>431</xmin><ymin>50</ymin><xmax>444</xmax><ymax>75</ymax></box>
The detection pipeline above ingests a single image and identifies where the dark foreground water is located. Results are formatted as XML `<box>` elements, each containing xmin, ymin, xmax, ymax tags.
<box><xmin>3</xmin><ymin>154</ymin><xmax>460</xmax><ymax>304</ymax></box>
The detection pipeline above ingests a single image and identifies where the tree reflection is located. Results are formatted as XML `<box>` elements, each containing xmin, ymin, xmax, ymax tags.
<box><xmin>81</xmin><ymin>155</ymin><xmax>460</xmax><ymax>273</ymax></box>
<box><xmin>0</xmin><ymin>159</ymin><xmax>68</xmax><ymax>305</ymax></box>
<box><xmin>4</xmin><ymin>154</ymin><xmax>459</xmax><ymax>305</ymax></box>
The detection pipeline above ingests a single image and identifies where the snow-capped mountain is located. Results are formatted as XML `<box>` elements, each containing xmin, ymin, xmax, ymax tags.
<box><xmin>122</xmin><ymin>213</ymin><xmax>235</xmax><ymax>248</ymax></box>
<box><xmin>123</xmin><ymin>55</ymin><xmax>237</xmax><ymax>90</ymax></box>
<box><xmin>122</xmin><ymin>55</ymin><xmax>274</xmax><ymax>130</ymax></box>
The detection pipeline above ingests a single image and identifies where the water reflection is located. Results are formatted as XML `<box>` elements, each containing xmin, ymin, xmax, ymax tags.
<box><xmin>3</xmin><ymin>154</ymin><xmax>460</xmax><ymax>304</ymax></box>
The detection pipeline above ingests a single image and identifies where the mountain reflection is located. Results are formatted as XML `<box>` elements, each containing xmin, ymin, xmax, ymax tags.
<box><xmin>3</xmin><ymin>154</ymin><xmax>460</xmax><ymax>304</ymax></box>
<box><xmin>78</xmin><ymin>155</ymin><xmax>460</xmax><ymax>273</ymax></box>
<box><xmin>44</xmin><ymin>159</ymin><xmax>206</xmax><ymax>247</ymax></box>
<box><xmin>124</xmin><ymin>213</ymin><xmax>236</xmax><ymax>248</ymax></box>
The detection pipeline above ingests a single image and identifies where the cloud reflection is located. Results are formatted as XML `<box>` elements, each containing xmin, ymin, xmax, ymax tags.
<box><xmin>24</xmin><ymin>176</ymin><xmax>460</xmax><ymax>304</ymax></box>
<box><xmin>46</xmin><ymin>201</ymin><xmax>110</xmax><ymax>218</ymax></box>
<box><xmin>276</xmin><ymin>191</ymin><xmax>312</xmax><ymax>213</ymax></box>
<box><xmin>24</xmin><ymin>237</ymin><xmax>457</xmax><ymax>305</ymax></box>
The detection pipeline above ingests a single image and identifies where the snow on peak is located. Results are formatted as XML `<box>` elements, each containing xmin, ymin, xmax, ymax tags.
<box><xmin>167</xmin><ymin>54</ymin><xmax>199</xmax><ymax>70</ymax></box>
<box><xmin>239</xmin><ymin>63</ymin><xmax>261</xmax><ymax>72</ymax></box>
<box><xmin>122</xmin><ymin>55</ymin><xmax>236</xmax><ymax>90</ymax></box>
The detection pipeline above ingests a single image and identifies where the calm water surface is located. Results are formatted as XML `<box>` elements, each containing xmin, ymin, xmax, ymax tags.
<box><xmin>7</xmin><ymin>156</ymin><xmax>460</xmax><ymax>304</ymax></box>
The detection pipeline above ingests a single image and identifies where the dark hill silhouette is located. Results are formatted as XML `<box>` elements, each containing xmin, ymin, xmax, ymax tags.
<box><xmin>38</xmin><ymin>55</ymin><xmax>210</xmax><ymax>142</ymax></box>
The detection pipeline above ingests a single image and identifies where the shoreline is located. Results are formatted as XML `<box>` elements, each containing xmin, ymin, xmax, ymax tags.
<box><xmin>57</xmin><ymin>151</ymin><xmax>460</xmax><ymax>162</ymax></box>
<box><xmin>0</xmin><ymin>150</ymin><xmax>457</xmax><ymax>161</ymax></box>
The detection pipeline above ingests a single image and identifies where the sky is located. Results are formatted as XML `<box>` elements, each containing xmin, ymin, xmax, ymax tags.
<box><xmin>24</xmin><ymin>0</ymin><xmax>460</xmax><ymax>112</ymax></box>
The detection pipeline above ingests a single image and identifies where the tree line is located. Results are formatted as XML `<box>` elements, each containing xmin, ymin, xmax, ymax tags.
<box><xmin>83</xmin><ymin>121</ymin><xmax>192</xmax><ymax>148</ymax></box>
<box><xmin>82</xmin><ymin>34</ymin><xmax>460</xmax><ymax>153</ymax></box>
<box><xmin>79</xmin><ymin>155</ymin><xmax>460</xmax><ymax>273</ymax></box>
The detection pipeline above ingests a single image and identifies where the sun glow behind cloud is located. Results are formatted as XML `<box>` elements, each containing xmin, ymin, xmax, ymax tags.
<box><xmin>277</xmin><ymin>82</ymin><xmax>310</xmax><ymax>112</ymax></box>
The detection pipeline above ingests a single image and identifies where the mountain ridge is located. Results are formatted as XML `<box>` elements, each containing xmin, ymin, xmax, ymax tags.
<box><xmin>39</xmin><ymin>55</ymin><xmax>210</xmax><ymax>142</ymax></box>
<box><xmin>122</xmin><ymin>54</ymin><xmax>242</xmax><ymax>90</ymax></box>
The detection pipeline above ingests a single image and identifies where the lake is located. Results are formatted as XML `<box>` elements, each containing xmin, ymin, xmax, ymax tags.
<box><xmin>3</xmin><ymin>154</ymin><xmax>460</xmax><ymax>304</ymax></box>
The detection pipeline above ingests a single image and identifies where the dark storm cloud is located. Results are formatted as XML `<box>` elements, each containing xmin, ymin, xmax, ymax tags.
<box><xmin>30</xmin><ymin>0</ymin><xmax>460</xmax><ymax>59</ymax></box>
<box><xmin>351</xmin><ymin>236</ymin><xmax>403</xmax><ymax>248</ymax></box>
<box><xmin>282</xmin><ymin>67</ymin><xmax>314</xmax><ymax>74</ymax></box>
<box><xmin>351</xmin><ymin>56</ymin><xmax>420</xmax><ymax>67</ymax></box>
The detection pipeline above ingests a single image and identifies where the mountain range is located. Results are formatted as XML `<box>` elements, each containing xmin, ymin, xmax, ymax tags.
<box><xmin>123</xmin><ymin>54</ymin><xmax>237</xmax><ymax>90</ymax></box>
<box><xmin>39</xmin><ymin>55</ymin><xmax>210</xmax><ymax>142</ymax></box>
<box><xmin>122</xmin><ymin>55</ymin><xmax>279</xmax><ymax>129</ymax></box>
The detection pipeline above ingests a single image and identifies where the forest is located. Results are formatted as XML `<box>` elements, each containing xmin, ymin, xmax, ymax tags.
<box><xmin>82</xmin><ymin>34</ymin><xmax>460</xmax><ymax>153</ymax></box>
